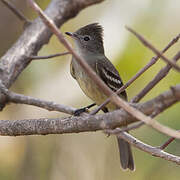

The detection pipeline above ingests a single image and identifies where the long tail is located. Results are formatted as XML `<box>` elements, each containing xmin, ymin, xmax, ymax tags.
<box><xmin>117</xmin><ymin>137</ymin><xmax>134</xmax><ymax>171</ymax></box>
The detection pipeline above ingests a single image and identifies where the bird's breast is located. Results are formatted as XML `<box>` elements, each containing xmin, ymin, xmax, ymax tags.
<box><xmin>72</xmin><ymin>60</ymin><xmax>117</xmax><ymax>110</ymax></box>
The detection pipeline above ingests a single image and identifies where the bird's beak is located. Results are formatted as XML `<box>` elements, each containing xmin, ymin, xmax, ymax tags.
<box><xmin>65</xmin><ymin>32</ymin><xmax>78</xmax><ymax>39</ymax></box>
<box><xmin>65</xmin><ymin>32</ymin><xmax>73</xmax><ymax>36</ymax></box>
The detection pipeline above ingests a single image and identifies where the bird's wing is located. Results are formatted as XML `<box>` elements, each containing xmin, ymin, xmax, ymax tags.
<box><xmin>96</xmin><ymin>57</ymin><xmax>127</xmax><ymax>100</ymax></box>
<box><xmin>70</xmin><ymin>59</ymin><xmax>76</xmax><ymax>80</ymax></box>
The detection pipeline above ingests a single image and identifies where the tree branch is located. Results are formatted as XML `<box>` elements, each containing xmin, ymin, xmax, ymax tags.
<box><xmin>0</xmin><ymin>84</ymin><xmax>179</xmax><ymax>136</ymax></box>
<box><xmin>0</xmin><ymin>0</ymin><xmax>179</xmax><ymax>167</ymax></box>
<box><xmin>0</xmin><ymin>84</ymin><xmax>179</xmax><ymax>165</ymax></box>
<box><xmin>112</xmin><ymin>131</ymin><xmax>180</xmax><ymax>165</ymax></box>
<box><xmin>90</xmin><ymin>33</ymin><xmax>180</xmax><ymax>115</ymax></box>
<box><xmin>1</xmin><ymin>0</ymin><xmax>31</xmax><ymax>25</ymax></box>
<box><xmin>27</xmin><ymin>0</ymin><xmax>180</xmax><ymax>139</ymax></box>
<box><xmin>132</xmin><ymin>51</ymin><xmax>180</xmax><ymax>102</ymax></box>
<box><xmin>30</xmin><ymin>52</ymin><xmax>70</xmax><ymax>60</ymax></box>
<box><xmin>126</xmin><ymin>26</ymin><xmax>180</xmax><ymax>72</ymax></box>
<box><xmin>0</xmin><ymin>80</ymin><xmax>76</xmax><ymax>114</ymax></box>
<box><xmin>0</xmin><ymin>0</ymin><xmax>104</xmax><ymax>110</ymax></box>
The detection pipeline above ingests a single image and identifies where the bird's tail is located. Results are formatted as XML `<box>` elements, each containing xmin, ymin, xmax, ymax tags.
<box><xmin>117</xmin><ymin>137</ymin><xmax>135</xmax><ymax>171</ymax></box>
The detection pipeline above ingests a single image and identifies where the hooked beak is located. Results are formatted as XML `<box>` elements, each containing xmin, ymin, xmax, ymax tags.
<box><xmin>65</xmin><ymin>32</ymin><xmax>78</xmax><ymax>39</ymax></box>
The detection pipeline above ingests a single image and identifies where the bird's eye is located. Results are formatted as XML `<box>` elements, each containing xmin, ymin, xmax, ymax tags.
<box><xmin>83</xmin><ymin>36</ymin><xmax>90</xmax><ymax>41</ymax></box>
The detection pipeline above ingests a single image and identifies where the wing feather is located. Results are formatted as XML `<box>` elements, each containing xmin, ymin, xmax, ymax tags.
<box><xmin>96</xmin><ymin>58</ymin><xmax>127</xmax><ymax>100</ymax></box>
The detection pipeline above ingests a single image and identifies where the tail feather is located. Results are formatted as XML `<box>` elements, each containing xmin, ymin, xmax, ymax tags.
<box><xmin>117</xmin><ymin>137</ymin><xmax>135</xmax><ymax>171</ymax></box>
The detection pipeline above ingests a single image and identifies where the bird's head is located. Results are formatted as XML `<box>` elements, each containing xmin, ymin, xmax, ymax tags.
<box><xmin>65</xmin><ymin>23</ymin><xmax>104</xmax><ymax>55</ymax></box>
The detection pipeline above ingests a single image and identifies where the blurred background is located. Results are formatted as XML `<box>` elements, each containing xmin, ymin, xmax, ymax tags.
<box><xmin>0</xmin><ymin>0</ymin><xmax>180</xmax><ymax>179</ymax></box>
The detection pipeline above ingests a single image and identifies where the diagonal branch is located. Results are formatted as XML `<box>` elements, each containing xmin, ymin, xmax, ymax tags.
<box><xmin>1</xmin><ymin>0</ymin><xmax>179</xmax><ymax>166</ymax></box>
<box><xmin>0</xmin><ymin>0</ymin><xmax>104</xmax><ymax>110</ymax></box>
<box><xmin>27</xmin><ymin>0</ymin><xmax>180</xmax><ymax>139</ymax></box>
<box><xmin>132</xmin><ymin>51</ymin><xmax>180</xmax><ymax>102</ymax></box>
<box><xmin>0</xmin><ymin>80</ymin><xmax>76</xmax><ymax>114</ymax></box>
<box><xmin>112</xmin><ymin>131</ymin><xmax>180</xmax><ymax>165</ymax></box>
<box><xmin>90</xmin><ymin>33</ymin><xmax>180</xmax><ymax>115</ymax></box>
<box><xmin>1</xmin><ymin>0</ymin><xmax>31</xmax><ymax>25</ymax></box>
<box><xmin>126</xmin><ymin>26</ymin><xmax>180</xmax><ymax>72</ymax></box>
<box><xmin>158</xmin><ymin>136</ymin><xmax>176</xmax><ymax>150</ymax></box>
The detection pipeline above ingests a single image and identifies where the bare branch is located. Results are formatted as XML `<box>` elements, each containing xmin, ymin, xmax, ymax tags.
<box><xmin>108</xmin><ymin>131</ymin><xmax>180</xmax><ymax>165</ymax></box>
<box><xmin>113</xmin><ymin>88</ymin><xmax>177</xmax><ymax>133</ymax></box>
<box><xmin>0</xmin><ymin>81</ymin><xmax>76</xmax><ymax>114</ymax></box>
<box><xmin>0</xmin><ymin>0</ymin><xmax>104</xmax><ymax>110</ymax></box>
<box><xmin>158</xmin><ymin>130</ymin><xmax>180</xmax><ymax>150</ymax></box>
<box><xmin>0</xmin><ymin>84</ymin><xmax>179</xmax><ymax>164</ymax></box>
<box><xmin>30</xmin><ymin>52</ymin><xmax>70</xmax><ymax>60</ymax></box>
<box><xmin>1</xmin><ymin>0</ymin><xmax>31</xmax><ymax>25</ymax></box>
<box><xmin>159</xmin><ymin>137</ymin><xmax>176</xmax><ymax>150</ymax></box>
<box><xmin>0</xmin><ymin>0</ymin><xmax>179</xmax><ymax>166</ymax></box>
<box><xmin>126</xmin><ymin>26</ymin><xmax>180</xmax><ymax>72</ymax></box>
<box><xmin>104</xmin><ymin>123</ymin><xmax>143</xmax><ymax>135</ymax></box>
<box><xmin>0</xmin><ymin>84</ymin><xmax>179</xmax><ymax>136</ymax></box>
<box><xmin>132</xmin><ymin>51</ymin><xmax>180</xmax><ymax>103</ymax></box>
<box><xmin>27</xmin><ymin>0</ymin><xmax>180</xmax><ymax>139</ymax></box>
<box><xmin>90</xmin><ymin>33</ymin><xmax>180</xmax><ymax>115</ymax></box>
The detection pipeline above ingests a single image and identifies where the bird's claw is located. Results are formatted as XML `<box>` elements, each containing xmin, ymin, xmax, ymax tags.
<box><xmin>74</xmin><ymin>107</ymin><xmax>89</xmax><ymax>116</ymax></box>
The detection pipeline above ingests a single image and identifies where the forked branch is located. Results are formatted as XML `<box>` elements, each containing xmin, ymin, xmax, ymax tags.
<box><xmin>27</xmin><ymin>0</ymin><xmax>180</xmax><ymax>139</ymax></box>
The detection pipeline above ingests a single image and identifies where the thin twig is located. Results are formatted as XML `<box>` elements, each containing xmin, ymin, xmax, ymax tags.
<box><xmin>108</xmin><ymin>82</ymin><xmax>180</xmax><ymax>136</ymax></box>
<box><xmin>103</xmin><ymin>123</ymin><xmax>143</xmax><ymax>135</ymax></box>
<box><xmin>158</xmin><ymin>137</ymin><xmax>175</xmax><ymax>150</ymax></box>
<box><xmin>158</xmin><ymin>130</ymin><xmax>180</xmax><ymax>150</ymax></box>
<box><xmin>106</xmin><ymin>131</ymin><xmax>180</xmax><ymax>165</ymax></box>
<box><xmin>27</xmin><ymin>0</ymin><xmax>180</xmax><ymax>139</ymax></box>
<box><xmin>104</xmin><ymin>87</ymin><xmax>178</xmax><ymax>133</ymax></box>
<box><xmin>1</xmin><ymin>0</ymin><xmax>31</xmax><ymax>25</ymax></box>
<box><xmin>120</xmin><ymin>122</ymin><xmax>144</xmax><ymax>132</ymax></box>
<box><xmin>0</xmin><ymin>81</ymin><xmax>76</xmax><ymax>115</ymax></box>
<box><xmin>132</xmin><ymin>51</ymin><xmax>180</xmax><ymax>103</ymax></box>
<box><xmin>90</xmin><ymin>33</ymin><xmax>180</xmax><ymax>115</ymax></box>
<box><xmin>30</xmin><ymin>52</ymin><xmax>70</xmax><ymax>60</ymax></box>
<box><xmin>126</xmin><ymin>26</ymin><xmax>180</xmax><ymax>72</ymax></box>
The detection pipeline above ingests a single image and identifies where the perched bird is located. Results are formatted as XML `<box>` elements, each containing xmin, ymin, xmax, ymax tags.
<box><xmin>66</xmin><ymin>23</ymin><xmax>134</xmax><ymax>170</ymax></box>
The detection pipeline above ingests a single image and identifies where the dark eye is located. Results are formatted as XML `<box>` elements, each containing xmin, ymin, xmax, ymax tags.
<box><xmin>84</xmin><ymin>36</ymin><xmax>90</xmax><ymax>41</ymax></box>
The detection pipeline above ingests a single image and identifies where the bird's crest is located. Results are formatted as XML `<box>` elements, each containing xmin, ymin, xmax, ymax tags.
<box><xmin>76</xmin><ymin>23</ymin><xmax>104</xmax><ymax>44</ymax></box>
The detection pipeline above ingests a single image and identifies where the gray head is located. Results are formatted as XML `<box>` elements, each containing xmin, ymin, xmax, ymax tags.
<box><xmin>66</xmin><ymin>23</ymin><xmax>104</xmax><ymax>54</ymax></box>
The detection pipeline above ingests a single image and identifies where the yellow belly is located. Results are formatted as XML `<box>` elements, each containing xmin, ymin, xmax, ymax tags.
<box><xmin>76</xmin><ymin>71</ymin><xmax>117</xmax><ymax>111</ymax></box>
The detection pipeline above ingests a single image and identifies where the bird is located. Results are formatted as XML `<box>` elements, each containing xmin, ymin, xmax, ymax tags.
<box><xmin>65</xmin><ymin>23</ymin><xmax>134</xmax><ymax>170</ymax></box>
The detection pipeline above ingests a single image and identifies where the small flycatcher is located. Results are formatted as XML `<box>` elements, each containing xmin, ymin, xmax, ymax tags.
<box><xmin>66</xmin><ymin>23</ymin><xmax>134</xmax><ymax>170</ymax></box>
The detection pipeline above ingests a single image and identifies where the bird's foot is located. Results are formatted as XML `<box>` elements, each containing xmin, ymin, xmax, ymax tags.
<box><xmin>74</xmin><ymin>103</ymin><xmax>96</xmax><ymax>116</ymax></box>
